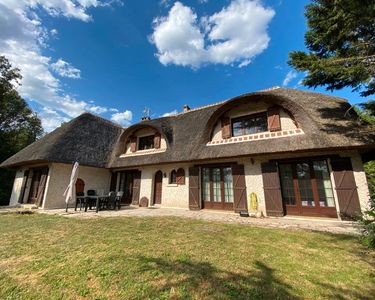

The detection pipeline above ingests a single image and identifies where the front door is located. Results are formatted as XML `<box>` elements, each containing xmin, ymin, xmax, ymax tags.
<box><xmin>201</xmin><ymin>167</ymin><xmax>234</xmax><ymax>210</ymax></box>
<box><xmin>119</xmin><ymin>172</ymin><xmax>134</xmax><ymax>205</ymax></box>
<box><xmin>153</xmin><ymin>170</ymin><xmax>163</xmax><ymax>204</ymax></box>
<box><xmin>279</xmin><ymin>160</ymin><xmax>337</xmax><ymax>218</ymax></box>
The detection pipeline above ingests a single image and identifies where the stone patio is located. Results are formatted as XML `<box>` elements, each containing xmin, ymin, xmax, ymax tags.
<box><xmin>33</xmin><ymin>206</ymin><xmax>362</xmax><ymax>235</ymax></box>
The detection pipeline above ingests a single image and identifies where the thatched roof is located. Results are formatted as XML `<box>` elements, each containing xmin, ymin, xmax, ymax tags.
<box><xmin>110</xmin><ymin>88</ymin><xmax>375</xmax><ymax>169</ymax></box>
<box><xmin>1</xmin><ymin>88</ymin><xmax>374</xmax><ymax>169</ymax></box>
<box><xmin>0</xmin><ymin>113</ymin><xmax>123</xmax><ymax>168</ymax></box>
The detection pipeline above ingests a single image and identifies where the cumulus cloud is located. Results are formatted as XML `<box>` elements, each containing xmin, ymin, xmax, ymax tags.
<box><xmin>282</xmin><ymin>70</ymin><xmax>297</xmax><ymax>86</ymax></box>
<box><xmin>111</xmin><ymin>110</ymin><xmax>133</xmax><ymax>125</ymax></box>
<box><xmin>51</xmin><ymin>59</ymin><xmax>81</xmax><ymax>79</ymax></box>
<box><xmin>161</xmin><ymin>109</ymin><xmax>178</xmax><ymax>117</ymax></box>
<box><xmin>150</xmin><ymin>0</ymin><xmax>275</xmax><ymax>68</ymax></box>
<box><xmin>0</xmin><ymin>0</ymin><xmax>127</xmax><ymax>132</ymax></box>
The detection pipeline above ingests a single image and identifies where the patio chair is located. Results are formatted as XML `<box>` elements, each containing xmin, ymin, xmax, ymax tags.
<box><xmin>115</xmin><ymin>191</ymin><xmax>123</xmax><ymax>210</ymax></box>
<box><xmin>85</xmin><ymin>189</ymin><xmax>97</xmax><ymax>212</ymax></box>
<box><xmin>75</xmin><ymin>192</ymin><xmax>85</xmax><ymax>211</ymax></box>
<box><xmin>106</xmin><ymin>191</ymin><xmax>117</xmax><ymax>210</ymax></box>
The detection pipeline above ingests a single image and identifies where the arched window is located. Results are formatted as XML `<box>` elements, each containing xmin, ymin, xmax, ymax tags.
<box><xmin>176</xmin><ymin>168</ymin><xmax>185</xmax><ymax>185</ymax></box>
<box><xmin>170</xmin><ymin>170</ymin><xmax>177</xmax><ymax>184</ymax></box>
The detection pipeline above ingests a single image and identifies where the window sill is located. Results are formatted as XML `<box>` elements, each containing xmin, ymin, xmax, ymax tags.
<box><xmin>119</xmin><ymin>148</ymin><xmax>166</xmax><ymax>158</ymax></box>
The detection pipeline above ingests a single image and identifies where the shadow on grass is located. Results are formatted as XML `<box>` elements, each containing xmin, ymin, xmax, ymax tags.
<box><xmin>136</xmin><ymin>256</ymin><xmax>300</xmax><ymax>299</ymax></box>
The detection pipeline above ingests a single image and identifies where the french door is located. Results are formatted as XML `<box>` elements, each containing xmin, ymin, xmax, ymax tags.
<box><xmin>279</xmin><ymin>160</ymin><xmax>337</xmax><ymax>218</ymax></box>
<box><xmin>202</xmin><ymin>167</ymin><xmax>234</xmax><ymax>210</ymax></box>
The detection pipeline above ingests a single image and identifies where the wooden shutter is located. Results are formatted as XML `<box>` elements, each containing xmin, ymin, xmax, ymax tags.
<box><xmin>261</xmin><ymin>162</ymin><xmax>284</xmax><ymax>216</ymax></box>
<box><xmin>189</xmin><ymin>167</ymin><xmax>201</xmax><ymax>210</ymax></box>
<box><xmin>221</xmin><ymin>117</ymin><xmax>231</xmax><ymax>139</ymax></box>
<box><xmin>267</xmin><ymin>106</ymin><xmax>281</xmax><ymax>132</ymax></box>
<box><xmin>154</xmin><ymin>133</ymin><xmax>161</xmax><ymax>149</ymax></box>
<box><xmin>232</xmin><ymin>164</ymin><xmax>248</xmax><ymax>212</ymax></box>
<box><xmin>131</xmin><ymin>171</ymin><xmax>141</xmax><ymax>205</ymax></box>
<box><xmin>331</xmin><ymin>158</ymin><xmax>361</xmax><ymax>219</ymax></box>
<box><xmin>18</xmin><ymin>170</ymin><xmax>29</xmax><ymax>204</ymax></box>
<box><xmin>110</xmin><ymin>172</ymin><xmax>118</xmax><ymax>192</ymax></box>
<box><xmin>176</xmin><ymin>168</ymin><xmax>185</xmax><ymax>185</ymax></box>
<box><xmin>35</xmin><ymin>168</ymin><xmax>49</xmax><ymax>207</ymax></box>
<box><xmin>130</xmin><ymin>136</ymin><xmax>137</xmax><ymax>152</ymax></box>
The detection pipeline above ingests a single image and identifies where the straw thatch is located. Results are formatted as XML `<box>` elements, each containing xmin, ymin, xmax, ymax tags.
<box><xmin>0</xmin><ymin>113</ymin><xmax>123</xmax><ymax>168</ymax></box>
<box><xmin>1</xmin><ymin>88</ymin><xmax>374</xmax><ymax>169</ymax></box>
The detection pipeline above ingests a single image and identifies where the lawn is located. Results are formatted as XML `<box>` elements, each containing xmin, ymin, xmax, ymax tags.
<box><xmin>0</xmin><ymin>213</ymin><xmax>374</xmax><ymax>300</ymax></box>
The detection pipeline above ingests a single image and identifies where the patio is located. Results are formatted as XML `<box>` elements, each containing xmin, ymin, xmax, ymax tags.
<box><xmin>36</xmin><ymin>206</ymin><xmax>361</xmax><ymax>235</ymax></box>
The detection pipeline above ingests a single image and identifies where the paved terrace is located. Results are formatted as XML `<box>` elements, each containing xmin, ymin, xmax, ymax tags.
<box><xmin>30</xmin><ymin>206</ymin><xmax>361</xmax><ymax>236</ymax></box>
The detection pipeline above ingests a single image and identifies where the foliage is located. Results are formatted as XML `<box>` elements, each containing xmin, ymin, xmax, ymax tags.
<box><xmin>0</xmin><ymin>56</ymin><xmax>43</xmax><ymax>205</ymax></box>
<box><xmin>0</xmin><ymin>214</ymin><xmax>374</xmax><ymax>299</ymax></box>
<box><xmin>288</xmin><ymin>0</ymin><xmax>375</xmax><ymax>97</ymax></box>
<box><xmin>359</xmin><ymin>209</ymin><xmax>375</xmax><ymax>249</ymax></box>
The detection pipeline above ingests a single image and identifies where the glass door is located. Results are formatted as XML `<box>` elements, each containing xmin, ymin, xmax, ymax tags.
<box><xmin>279</xmin><ymin>160</ymin><xmax>337</xmax><ymax>217</ymax></box>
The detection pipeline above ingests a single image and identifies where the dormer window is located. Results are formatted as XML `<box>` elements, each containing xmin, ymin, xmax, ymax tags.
<box><xmin>231</xmin><ymin>112</ymin><xmax>268</xmax><ymax>137</ymax></box>
<box><xmin>138</xmin><ymin>135</ymin><xmax>155</xmax><ymax>150</ymax></box>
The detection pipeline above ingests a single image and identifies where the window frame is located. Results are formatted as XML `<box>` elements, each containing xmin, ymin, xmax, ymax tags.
<box><xmin>169</xmin><ymin>169</ymin><xmax>177</xmax><ymax>184</ymax></box>
<box><xmin>231</xmin><ymin>111</ymin><xmax>268</xmax><ymax>137</ymax></box>
<box><xmin>137</xmin><ymin>134</ymin><xmax>155</xmax><ymax>151</ymax></box>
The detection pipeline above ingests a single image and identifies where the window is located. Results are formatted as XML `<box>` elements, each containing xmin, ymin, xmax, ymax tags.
<box><xmin>138</xmin><ymin>135</ymin><xmax>154</xmax><ymax>150</ymax></box>
<box><xmin>231</xmin><ymin>112</ymin><xmax>268</xmax><ymax>137</ymax></box>
<box><xmin>170</xmin><ymin>170</ymin><xmax>177</xmax><ymax>184</ymax></box>
<box><xmin>201</xmin><ymin>166</ymin><xmax>234</xmax><ymax>208</ymax></box>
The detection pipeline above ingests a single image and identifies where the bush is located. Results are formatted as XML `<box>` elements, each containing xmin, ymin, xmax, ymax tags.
<box><xmin>359</xmin><ymin>209</ymin><xmax>375</xmax><ymax>249</ymax></box>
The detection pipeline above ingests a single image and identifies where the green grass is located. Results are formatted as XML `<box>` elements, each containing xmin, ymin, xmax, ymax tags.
<box><xmin>0</xmin><ymin>214</ymin><xmax>374</xmax><ymax>300</ymax></box>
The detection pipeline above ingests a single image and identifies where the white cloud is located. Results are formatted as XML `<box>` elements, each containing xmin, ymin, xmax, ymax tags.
<box><xmin>161</xmin><ymin>109</ymin><xmax>178</xmax><ymax>117</ymax></box>
<box><xmin>150</xmin><ymin>0</ymin><xmax>275</xmax><ymax>68</ymax></box>
<box><xmin>111</xmin><ymin>110</ymin><xmax>133</xmax><ymax>125</ymax></box>
<box><xmin>282</xmin><ymin>70</ymin><xmax>297</xmax><ymax>86</ymax></box>
<box><xmin>51</xmin><ymin>59</ymin><xmax>81</xmax><ymax>79</ymax></box>
<box><xmin>0</xmin><ymin>0</ymin><xmax>128</xmax><ymax>132</ymax></box>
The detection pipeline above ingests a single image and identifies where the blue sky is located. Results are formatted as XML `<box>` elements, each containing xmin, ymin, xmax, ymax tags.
<box><xmin>0</xmin><ymin>0</ymin><xmax>369</xmax><ymax>131</ymax></box>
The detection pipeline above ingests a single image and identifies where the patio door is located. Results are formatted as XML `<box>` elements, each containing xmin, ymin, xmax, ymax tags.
<box><xmin>119</xmin><ymin>171</ymin><xmax>136</xmax><ymax>205</ymax></box>
<box><xmin>201</xmin><ymin>167</ymin><xmax>234</xmax><ymax>210</ymax></box>
<box><xmin>278</xmin><ymin>160</ymin><xmax>337</xmax><ymax>218</ymax></box>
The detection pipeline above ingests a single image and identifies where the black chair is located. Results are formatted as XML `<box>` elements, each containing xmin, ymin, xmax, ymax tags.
<box><xmin>85</xmin><ymin>189</ymin><xmax>97</xmax><ymax>212</ymax></box>
<box><xmin>106</xmin><ymin>191</ymin><xmax>117</xmax><ymax>210</ymax></box>
<box><xmin>75</xmin><ymin>192</ymin><xmax>85</xmax><ymax>211</ymax></box>
<box><xmin>115</xmin><ymin>191</ymin><xmax>123</xmax><ymax>210</ymax></box>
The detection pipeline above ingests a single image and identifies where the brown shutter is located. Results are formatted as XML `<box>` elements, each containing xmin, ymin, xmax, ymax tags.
<box><xmin>35</xmin><ymin>168</ymin><xmax>49</xmax><ymax>207</ymax></box>
<box><xmin>232</xmin><ymin>164</ymin><xmax>248</xmax><ymax>212</ymax></box>
<box><xmin>176</xmin><ymin>168</ymin><xmax>185</xmax><ymax>185</ymax></box>
<box><xmin>130</xmin><ymin>136</ymin><xmax>137</xmax><ymax>152</ymax></box>
<box><xmin>154</xmin><ymin>132</ymin><xmax>161</xmax><ymax>149</ymax></box>
<box><xmin>18</xmin><ymin>170</ymin><xmax>29</xmax><ymax>204</ymax></box>
<box><xmin>189</xmin><ymin>167</ymin><xmax>201</xmax><ymax>210</ymax></box>
<box><xmin>131</xmin><ymin>170</ymin><xmax>141</xmax><ymax>205</ymax></box>
<box><xmin>110</xmin><ymin>172</ymin><xmax>118</xmax><ymax>192</ymax></box>
<box><xmin>221</xmin><ymin>117</ymin><xmax>231</xmax><ymax>139</ymax></box>
<box><xmin>331</xmin><ymin>158</ymin><xmax>361</xmax><ymax>219</ymax></box>
<box><xmin>267</xmin><ymin>106</ymin><xmax>281</xmax><ymax>132</ymax></box>
<box><xmin>261</xmin><ymin>162</ymin><xmax>284</xmax><ymax>216</ymax></box>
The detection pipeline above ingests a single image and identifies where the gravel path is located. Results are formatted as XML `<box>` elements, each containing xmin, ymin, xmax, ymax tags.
<box><xmin>36</xmin><ymin>206</ymin><xmax>361</xmax><ymax>235</ymax></box>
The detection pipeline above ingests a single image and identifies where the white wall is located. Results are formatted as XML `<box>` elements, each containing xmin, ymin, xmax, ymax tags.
<box><xmin>42</xmin><ymin>163</ymin><xmax>111</xmax><ymax>209</ymax></box>
<box><xmin>137</xmin><ymin>163</ymin><xmax>190</xmax><ymax>209</ymax></box>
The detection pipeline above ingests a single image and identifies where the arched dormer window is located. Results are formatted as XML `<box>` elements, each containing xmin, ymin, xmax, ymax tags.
<box><xmin>176</xmin><ymin>168</ymin><xmax>185</xmax><ymax>185</ymax></box>
<box><xmin>170</xmin><ymin>170</ymin><xmax>177</xmax><ymax>184</ymax></box>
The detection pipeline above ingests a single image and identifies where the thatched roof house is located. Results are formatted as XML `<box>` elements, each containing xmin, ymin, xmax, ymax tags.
<box><xmin>2</xmin><ymin>88</ymin><xmax>374</xmax><ymax>220</ymax></box>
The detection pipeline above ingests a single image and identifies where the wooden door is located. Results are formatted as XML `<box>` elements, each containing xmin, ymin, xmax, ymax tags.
<box><xmin>261</xmin><ymin>162</ymin><xmax>284</xmax><ymax>217</ymax></box>
<box><xmin>28</xmin><ymin>167</ymin><xmax>49</xmax><ymax>206</ymax></box>
<box><xmin>189</xmin><ymin>167</ymin><xmax>201</xmax><ymax>210</ymax></box>
<box><xmin>153</xmin><ymin>171</ymin><xmax>163</xmax><ymax>204</ymax></box>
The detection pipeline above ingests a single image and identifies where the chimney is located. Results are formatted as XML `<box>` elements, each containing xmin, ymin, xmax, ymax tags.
<box><xmin>141</xmin><ymin>116</ymin><xmax>151</xmax><ymax>121</ymax></box>
<box><xmin>183</xmin><ymin>105</ymin><xmax>190</xmax><ymax>112</ymax></box>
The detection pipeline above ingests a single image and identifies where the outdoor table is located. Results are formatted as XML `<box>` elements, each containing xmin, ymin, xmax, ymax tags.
<box><xmin>84</xmin><ymin>195</ymin><xmax>109</xmax><ymax>213</ymax></box>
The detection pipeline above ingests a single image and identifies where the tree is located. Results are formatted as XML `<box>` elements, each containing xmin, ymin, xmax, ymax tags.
<box><xmin>0</xmin><ymin>56</ymin><xmax>43</xmax><ymax>205</ymax></box>
<box><xmin>288</xmin><ymin>0</ymin><xmax>375</xmax><ymax>97</ymax></box>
